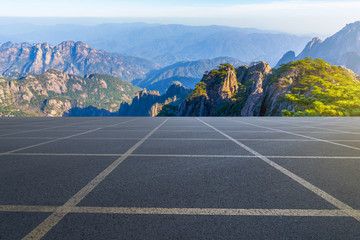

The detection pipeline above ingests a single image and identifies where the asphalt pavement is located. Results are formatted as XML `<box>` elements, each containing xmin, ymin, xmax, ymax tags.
<box><xmin>0</xmin><ymin>117</ymin><xmax>360</xmax><ymax>239</ymax></box>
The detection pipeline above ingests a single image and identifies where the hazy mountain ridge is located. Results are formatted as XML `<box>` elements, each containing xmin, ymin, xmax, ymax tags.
<box><xmin>134</xmin><ymin>57</ymin><xmax>246</xmax><ymax>93</ymax></box>
<box><xmin>0</xmin><ymin>41</ymin><xmax>158</xmax><ymax>82</ymax></box>
<box><xmin>0</xmin><ymin>69</ymin><xmax>141</xmax><ymax>117</ymax></box>
<box><xmin>277</xmin><ymin>21</ymin><xmax>360</xmax><ymax>74</ymax></box>
<box><xmin>0</xmin><ymin>23</ymin><xmax>310</xmax><ymax>66</ymax></box>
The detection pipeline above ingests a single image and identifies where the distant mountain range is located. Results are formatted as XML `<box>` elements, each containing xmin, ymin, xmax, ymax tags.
<box><xmin>0</xmin><ymin>41</ymin><xmax>158</xmax><ymax>82</ymax></box>
<box><xmin>133</xmin><ymin>57</ymin><xmax>246</xmax><ymax>93</ymax></box>
<box><xmin>0</xmin><ymin>23</ymin><xmax>310</xmax><ymax>66</ymax></box>
<box><xmin>276</xmin><ymin>21</ymin><xmax>360</xmax><ymax>74</ymax></box>
<box><xmin>1</xmin><ymin>21</ymin><xmax>360</xmax><ymax>117</ymax></box>
<box><xmin>2</xmin><ymin>58</ymin><xmax>360</xmax><ymax>117</ymax></box>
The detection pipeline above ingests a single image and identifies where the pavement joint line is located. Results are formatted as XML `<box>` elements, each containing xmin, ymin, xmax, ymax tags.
<box><xmin>223</xmin><ymin>130</ymin><xmax>353</xmax><ymax>133</ymax></box>
<box><xmin>259</xmin><ymin>118</ymin><xmax>360</xmax><ymax>136</ymax></box>
<box><xmin>197</xmin><ymin>117</ymin><xmax>360</xmax><ymax>222</ymax></box>
<box><xmin>3</xmin><ymin>136</ymin><xmax>360</xmax><ymax>142</ymax></box>
<box><xmin>22</xmin><ymin>118</ymin><xmax>169</xmax><ymax>240</ymax></box>
<box><xmin>0</xmin><ymin>118</ymin><xmax>66</xmax><ymax>128</ymax></box>
<box><xmin>1</xmin><ymin>205</ymin><xmax>359</xmax><ymax>217</ymax></box>
<box><xmin>0</xmin><ymin>119</ymin><xmax>138</xmax><ymax>156</ymax></box>
<box><xmin>7</xmin><ymin>152</ymin><xmax>360</xmax><ymax>159</ymax></box>
<box><xmin>239</xmin><ymin>118</ymin><xmax>360</xmax><ymax>130</ymax></box>
<box><xmin>0</xmin><ymin>118</ymin><xmax>106</xmax><ymax>137</ymax></box>
<box><xmin>226</xmin><ymin>118</ymin><xmax>360</xmax><ymax>152</ymax></box>
<box><xmin>272</xmin><ymin>118</ymin><xmax>360</xmax><ymax>132</ymax></box>
<box><xmin>22</xmin><ymin>129</ymin><xmax>355</xmax><ymax>134</ymax></box>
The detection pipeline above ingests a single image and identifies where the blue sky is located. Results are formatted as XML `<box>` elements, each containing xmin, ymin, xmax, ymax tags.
<box><xmin>0</xmin><ymin>0</ymin><xmax>359</xmax><ymax>35</ymax></box>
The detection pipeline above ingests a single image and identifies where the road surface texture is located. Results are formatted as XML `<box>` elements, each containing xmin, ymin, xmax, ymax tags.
<box><xmin>0</xmin><ymin>117</ymin><xmax>360</xmax><ymax>239</ymax></box>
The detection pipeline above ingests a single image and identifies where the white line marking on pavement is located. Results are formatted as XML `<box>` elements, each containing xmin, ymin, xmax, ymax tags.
<box><xmin>7</xmin><ymin>152</ymin><xmax>360</xmax><ymax>159</ymax></box>
<box><xmin>0</xmin><ymin>118</ymin><xmax>105</xmax><ymax>137</ymax></box>
<box><xmin>0</xmin><ymin>119</ymin><xmax>138</xmax><ymax>156</ymax></box>
<box><xmin>272</xmin><ymin>119</ymin><xmax>360</xmax><ymax>134</ymax></box>
<box><xmin>3</xmin><ymin>136</ymin><xmax>360</xmax><ymax>142</ymax></box>
<box><xmin>1</xmin><ymin>204</ymin><xmax>357</xmax><ymax>217</ymax></box>
<box><xmin>22</xmin><ymin>118</ymin><xmax>169</xmax><ymax>240</ymax></box>
<box><xmin>197</xmin><ymin>117</ymin><xmax>360</xmax><ymax>222</ymax></box>
<box><xmin>227</xmin><ymin>118</ymin><xmax>360</xmax><ymax>152</ymax></box>
<box><xmin>271</xmin><ymin>118</ymin><xmax>360</xmax><ymax>134</ymax></box>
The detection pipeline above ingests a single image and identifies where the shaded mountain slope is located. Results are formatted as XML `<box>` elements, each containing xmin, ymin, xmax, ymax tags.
<box><xmin>0</xmin><ymin>69</ymin><xmax>141</xmax><ymax>117</ymax></box>
<box><xmin>119</xmin><ymin>82</ymin><xmax>191</xmax><ymax>116</ymax></box>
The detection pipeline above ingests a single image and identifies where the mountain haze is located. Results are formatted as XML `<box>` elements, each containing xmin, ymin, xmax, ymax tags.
<box><xmin>134</xmin><ymin>57</ymin><xmax>246</xmax><ymax>93</ymax></box>
<box><xmin>0</xmin><ymin>23</ymin><xmax>310</xmax><ymax>66</ymax></box>
<box><xmin>277</xmin><ymin>21</ymin><xmax>360</xmax><ymax>74</ymax></box>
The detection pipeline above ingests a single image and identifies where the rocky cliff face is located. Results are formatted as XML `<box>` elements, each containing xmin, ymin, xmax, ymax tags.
<box><xmin>239</xmin><ymin>62</ymin><xmax>272</xmax><ymax>116</ymax></box>
<box><xmin>178</xmin><ymin>64</ymin><xmax>239</xmax><ymax>116</ymax></box>
<box><xmin>0</xmin><ymin>69</ymin><xmax>141</xmax><ymax>117</ymax></box>
<box><xmin>179</xmin><ymin>58</ymin><xmax>360</xmax><ymax>117</ymax></box>
<box><xmin>119</xmin><ymin>82</ymin><xmax>191</xmax><ymax>116</ymax></box>
<box><xmin>0</xmin><ymin>41</ymin><xmax>158</xmax><ymax>82</ymax></box>
<box><xmin>118</xmin><ymin>89</ymin><xmax>161</xmax><ymax>116</ymax></box>
<box><xmin>178</xmin><ymin>63</ymin><xmax>272</xmax><ymax>116</ymax></box>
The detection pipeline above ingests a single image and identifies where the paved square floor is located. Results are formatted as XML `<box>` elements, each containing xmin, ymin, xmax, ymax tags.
<box><xmin>1</xmin><ymin>117</ymin><xmax>360</xmax><ymax>239</ymax></box>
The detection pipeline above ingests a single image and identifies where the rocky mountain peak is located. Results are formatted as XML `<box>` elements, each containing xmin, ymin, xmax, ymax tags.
<box><xmin>249</xmin><ymin>61</ymin><xmax>272</xmax><ymax>73</ymax></box>
<box><xmin>305</xmin><ymin>37</ymin><xmax>322</xmax><ymax>50</ymax></box>
<box><xmin>239</xmin><ymin>62</ymin><xmax>272</xmax><ymax>116</ymax></box>
<box><xmin>135</xmin><ymin>89</ymin><xmax>160</xmax><ymax>99</ymax></box>
<box><xmin>219</xmin><ymin>67</ymin><xmax>238</xmax><ymax>100</ymax></box>
<box><xmin>178</xmin><ymin>63</ymin><xmax>240</xmax><ymax>116</ymax></box>
<box><xmin>165</xmin><ymin>82</ymin><xmax>190</xmax><ymax>96</ymax></box>
<box><xmin>276</xmin><ymin>51</ymin><xmax>296</xmax><ymax>68</ymax></box>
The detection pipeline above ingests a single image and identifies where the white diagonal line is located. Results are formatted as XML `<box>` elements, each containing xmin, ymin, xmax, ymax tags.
<box><xmin>0</xmin><ymin>118</ymin><xmax>105</xmax><ymax>137</ymax></box>
<box><xmin>227</xmin><ymin>118</ymin><xmax>360</xmax><ymax>152</ymax></box>
<box><xmin>0</xmin><ymin>119</ymin><xmax>137</xmax><ymax>156</ymax></box>
<box><xmin>22</xmin><ymin>118</ymin><xmax>169</xmax><ymax>240</ymax></box>
<box><xmin>269</xmin><ymin>118</ymin><xmax>360</xmax><ymax>134</ymax></box>
<box><xmin>197</xmin><ymin>117</ymin><xmax>360</xmax><ymax>222</ymax></box>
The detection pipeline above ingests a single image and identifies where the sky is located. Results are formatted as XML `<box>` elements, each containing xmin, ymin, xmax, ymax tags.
<box><xmin>0</xmin><ymin>0</ymin><xmax>359</xmax><ymax>35</ymax></box>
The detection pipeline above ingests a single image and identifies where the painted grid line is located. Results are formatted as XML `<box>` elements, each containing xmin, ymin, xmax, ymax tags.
<box><xmin>197</xmin><ymin>117</ymin><xmax>360</xmax><ymax>222</ymax></box>
<box><xmin>226</xmin><ymin>118</ymin><xmax>360</xmax><ymax>152</ymax></box>
<box><xmin>1</xmin><ymin>205</ymin><xmax>358</xmax><ymax>217</ymax></box>
<box><xmin>22</xmin><ymin>118</ymin><xmax>169</xmax><ymax>240</ymax></box>
<box><xmin>271</xmin><ymin>118</ymin><xmax>360</xmax><ymax>133</ymax></box>
<box><xmin>0</xmin><ymin>118</ymin><xmax>105</xmax><ymax>137</ymax></box>
<box><xmin>0</xmin><ymin>119</ymin><xmax>138</xmax><ymax>156</ymax></box>
<box><xmin>2</xmin><ymin>136</ymin><xmax>360</xmax><ymax>142</ymax></box>
<box><xmin>7</xmin><ymin>152</ymin><xmax>360</xmax><ymax>159</ymax></box>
